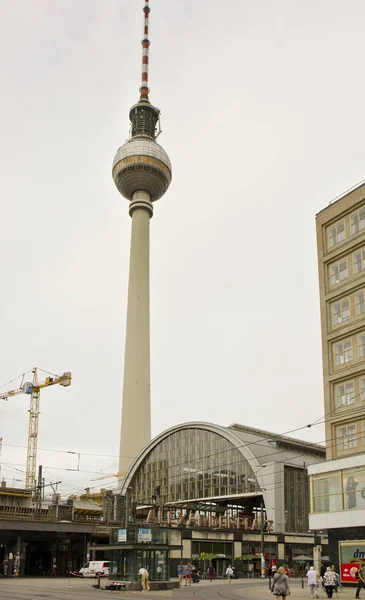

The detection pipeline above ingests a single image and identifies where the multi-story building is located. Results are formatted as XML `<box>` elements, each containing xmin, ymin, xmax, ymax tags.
<box><xmin>308</xmin><ymin>181</ymin><xmax>365</xmax><ymax>582</ymax></box>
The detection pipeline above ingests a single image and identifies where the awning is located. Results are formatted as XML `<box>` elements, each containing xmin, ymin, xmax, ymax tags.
<box><xmin>196</xmin><ymin>554</ymin><xmax>228</xmax><ymax>561</ymax></box>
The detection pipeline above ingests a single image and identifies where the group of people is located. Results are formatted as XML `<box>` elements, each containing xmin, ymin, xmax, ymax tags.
<box><xmin>271</xmin><ymin>564</ymin><xmax>345</xmax><ymax>600</ymax></box>
<box><xmin>177</xmin><ymin>562</ymin><xmax>234</xmax><ymax>585</ymax></box>
<box><xmin>177</xmin><ymin>562</ymin><xmax>200</xmax><ymax>586</ymax></box>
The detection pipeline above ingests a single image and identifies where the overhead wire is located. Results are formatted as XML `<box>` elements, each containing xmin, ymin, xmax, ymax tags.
<box><xmin>0</xmin><ymin>369</ymin><xmax>32</xmax><ymax>391</ymax></box>
<box><xmin>0</xmin><ymin>385</ymin><xmax>358</xmax><ymax>499</ymax></box>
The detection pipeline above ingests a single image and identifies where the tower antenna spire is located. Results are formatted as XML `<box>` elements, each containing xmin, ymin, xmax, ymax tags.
<box><xmin>140</xmin><ymin>0</ymin><xmax>151</xmax><ymax>101</ymax></box>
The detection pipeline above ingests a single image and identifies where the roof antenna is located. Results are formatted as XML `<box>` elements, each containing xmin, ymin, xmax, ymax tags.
<box><xmin>139</xmin><ymin>0</ymin><xmax>151</xmax><ymax>102</ymax></box>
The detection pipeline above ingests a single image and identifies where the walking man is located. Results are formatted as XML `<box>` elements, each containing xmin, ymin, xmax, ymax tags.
<box><xmin>177</xmin><ymin>562</ymin><xmax>184</xmax><ymax>587</ymax></box>
<box><xmin>207</xmin><ymin>563</ymin><xmax>215</xmax><ymax>582</ymax></box>
<box><xmin>355</xmin><ymin>565</ymin><xmax>365</xmax><ymax>599</ymax></box>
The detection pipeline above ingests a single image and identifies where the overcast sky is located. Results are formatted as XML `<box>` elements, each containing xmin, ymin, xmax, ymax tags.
<box><xmin>1</xmin><ymin>0</ymin><xmax>364</xmax><ymax>496</ymax></box>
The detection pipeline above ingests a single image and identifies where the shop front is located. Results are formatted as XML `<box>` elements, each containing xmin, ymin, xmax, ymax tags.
<box><xmin>93</xmin><ymin>526</ymin><xmax>181</xmax><ymax>582</ymax></box>
<box><xmin>191</xmin><ymin>540</ymin><xmax>233</xmax><ymax>577</ymax></box>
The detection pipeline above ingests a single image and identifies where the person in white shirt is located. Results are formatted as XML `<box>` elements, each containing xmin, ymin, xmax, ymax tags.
<box><xmin>307</xmin><ymin>566</ymin><xmax>319</xmax><ymax>599</ymax></box>
<box><xmin>138</xmin><ymin>567</ymin><xmax>150</xmax><ymax>591</ymax></box>
<box><xmin>226</xmin><ymin>565</ymin><xmax>234</xmax><ymax>583</ymax></box>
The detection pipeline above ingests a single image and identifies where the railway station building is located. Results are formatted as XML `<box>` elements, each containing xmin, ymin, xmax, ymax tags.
<box><xmin>94</xmin><ymin>422</ymin><xmax>328</xmax><ymax>581</ymax></box>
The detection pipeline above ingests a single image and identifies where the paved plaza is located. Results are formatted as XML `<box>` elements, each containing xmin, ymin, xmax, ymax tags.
<box><xmin>0</xmin><ymin>577</ymin><xmax>359</xmax><ymax>600</ymax></box>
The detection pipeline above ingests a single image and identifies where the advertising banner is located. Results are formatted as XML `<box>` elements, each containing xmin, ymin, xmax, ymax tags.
<box><xmin>339</xmin><ymin>541</ymin><xmax>365</xmax><ymax>582</ymax></box>
<box><xmin>341</xmin><ymin>563</ymin><xmax>360</xmax><ymax>582</ymax></box>
<box><xmin>138</xmin><ymin>528</ymin><xmax>152</xmax><ymax>543</ymax></box>
<box><xmin>117</xmin><ymin>529</ymin><xmax>127</xmax><ymax>543</ymax></box>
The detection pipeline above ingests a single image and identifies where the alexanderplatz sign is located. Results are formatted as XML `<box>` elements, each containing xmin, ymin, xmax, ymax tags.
<box><xmin>145</xmin><ymin>509</ymin><xmax>274</xmax><ymax>532</ymax></box>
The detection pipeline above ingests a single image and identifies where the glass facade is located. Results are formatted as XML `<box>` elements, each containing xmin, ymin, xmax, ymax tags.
<box><xmin>130</xmin><ymin>428</ymin><xmax>260</xmax><ymax>504</ymax></box>
<box><xmin>109</xmin><ymin>548</ymin><xmax>169</xmax><ymax>581</ymax></box>
<box><xmin>311</xmin><ymin>466</ymin><xmax>365</xmax><ymax>513</ymax></box>
<box><xmin>191</xmin><ymin>541</ymin><xmax>233</xmax><ymax>558</ymax></box>
<box><xmin>109</xmin><ymin>527</ymin><xmax>170</xmax><ymax>581</ymax></box>
<box><xmin>284</xmin><ymin>466</ymin><xmax>309</xmax><ymax>533</ymax></box>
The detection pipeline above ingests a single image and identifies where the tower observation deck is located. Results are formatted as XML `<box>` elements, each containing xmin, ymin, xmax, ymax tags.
<box><xmin>112</xmin><ymin>0</ymin><xmax>172</xmax><ymax>476</ymax></box>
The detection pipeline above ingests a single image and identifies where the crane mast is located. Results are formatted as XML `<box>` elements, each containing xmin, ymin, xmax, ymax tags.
<box><xmin>26</xmin><ymin>369</ymin><xmax>40</xmax><ymax>490</ymax></box>
<box><xmin>0</xmin><ymin>367</ymin><xmax>71</xmax><ymax>492</ymax></box>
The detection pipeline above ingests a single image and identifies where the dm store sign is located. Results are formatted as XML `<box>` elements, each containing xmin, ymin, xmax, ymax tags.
<box><xmin>339</xmin><ymin>542</ymin><xmax>365</xmax><ymax>582</ymax></box>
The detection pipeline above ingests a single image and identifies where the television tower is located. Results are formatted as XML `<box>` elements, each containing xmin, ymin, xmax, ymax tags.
<box><xmin>112</xmin><ymin>0</ymin><xmax>172</xmax><ymax>476</ymax></box>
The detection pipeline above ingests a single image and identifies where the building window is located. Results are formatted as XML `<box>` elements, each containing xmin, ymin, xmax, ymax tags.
<box><xmin>284</xmin><ymin>466</ymin><xmax>309</xmax><ymax>533</ymax></box>
<box><xmin>356</xmin><ymin>291</ymin><xmax>365</xmax><ymax>316</ymax></box>
<box><xmin>338</xmin><ymin>424</ymin><xmax>357</xmax><ymax>450</ymax></box>
<box><xmin>361</xmin><ymin>378</ymin><xmax>365</xmax><ymax>401</ymax></box>
<box><xmin>333</xmin><ymin>299</ymin><xmax>350</xmax><ymax>325</ymax></box>
<box><xmin>351</xmin><ymin>207</ymin><xmax>365</xmax><ymax>235</ymax></box>
<box><xmin>331</xmin><ymin>259</ymin><xmax>348</xmax><ymax>286</ymax></box>
<box><xmin>359</xmin><ymin>335</ymin><xmax>365</xmax><ymax>358</ymax></box>
<box><xmin>329</xmin><ymin>221</ymin><xmax>345</xmax><ymax>247</ymax></box>
<box><xmin>354</xmin><ymin>249</ymin><xmax>365</xmax><ymax>275</ymax></box>
<box><xmin>335</xmin><ymin>339</ymin><xmax>352</xmax><ymax>365</ymax></box>
<box><xmin>336</xmin><ymin>381</ymin><xmax>354</xmax><ymax>406</ymax></box>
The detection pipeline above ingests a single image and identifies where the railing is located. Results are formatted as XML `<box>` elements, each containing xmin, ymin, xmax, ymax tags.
<box><xmin>0</xmin><ymin>506</ymin><xmax>49</xmax><ymax>520</ymax></box>
<box><xmin>73</xmin><ymin>513</ymin><xmax>102</xmax><ymax>523</ymax></box>
<box><xmin>0</xmin><ymin>506</ymin><xmax>104</xmax><ymax>523</ymax></box>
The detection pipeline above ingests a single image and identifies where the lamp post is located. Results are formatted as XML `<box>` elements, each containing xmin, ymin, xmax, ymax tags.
<box><xmin>260</xmin><ymin>499</ymin><xmax>266</xmax><ymax>578</ymax></box>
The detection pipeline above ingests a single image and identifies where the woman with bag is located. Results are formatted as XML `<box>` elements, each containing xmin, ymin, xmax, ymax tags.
<box><xmin>272</xmin><ymin>566</ymin><xmax>291</xmax><ymax>600</ymax></box>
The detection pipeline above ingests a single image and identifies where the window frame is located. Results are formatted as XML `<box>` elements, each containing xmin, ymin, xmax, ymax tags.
<box><xmin>330</xmin><ymin>258</ymin><xmax>348</xmax><ymax>287</ymax></box>
<box><xmin>338</xmin><ymin>423</ymin><xmax>357</xmax><ymax>451</ymax></box>
<box><xmin>351</xmin><ymin>206</ymin><xmax>365</xmax><ymax>235</ymax></box>
<box><xmin>334</xmin><ymin>339</ymin><xmax>353</xmax><ymax>366</ymax></box>
<box><xmin>336</xmin><ymin>381</ymin><xmax>355</xmax><ymax>407</ymax></box>
<box><xmin>359</xmin><ymin>334</ymin><xmax>365</xmax><ymax>358</ymax></box>
<box><xmin>328</xmin><ymin>220</ymin><xmax>345</xmax><ymax>248</ymax></box>
<box><xmin>332</xmin><ymin>298</ymin><xmax>350</xmax><ymax>326</ymax></box>
<box><xmin>356</xmin><ymin>291</ymin><xmax>365</xmax><ymax>316</ymax></box>
<box><xmin>353</xmin><ymin>248</ymin><xmax>365</xmax><ymax>275</ymax></box>
<box><xmin>361</xmin><ymin>377</ymin><xmax>365</xmax><ymax>401</ymax></box>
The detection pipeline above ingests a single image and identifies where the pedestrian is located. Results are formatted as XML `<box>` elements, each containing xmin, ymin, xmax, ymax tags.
<box><xmin>192</xmin><ymin>565</ymin><xmax>197</xmax><ymax>583</ymax></box>
<box><xmin>177</xmin><ymin>562</ymin><xmax>184</xmax><ymax>587</ymax></box>
<box><xmin>307</xmin><ymin>566</ymin><xmax>319</xmax><ymax>599</ymax></box>
<box><xmin>272</xmin><ymin>566</ymin><xmax>290</xmax><ymax>600</ymax></box>
<box><xmin>355</xmin><ymin>564</ymin><xmax>365</xmax><ymax>599</ymax></box>
<box><xmin>139</xmin><ymin>566</ymin><xmax>150</xmax><ymax>591</ymax></box>
<box><xmin>226</xmin><ymin>565</ymin><xmax>233</xmax><ymax>583</ymax></box>
<box><xmin>323</xmin><ymin>566</ymin><xmax>337</xmax><ymax>598</ymax></box>
<box><xmin>186</xmin><ymin>562</ymin><xmax>193</xmax><ymax>586</ymax></box>
<box><xmin>330</xmin><ymin>565</ymin><xmax>342</xmax><ymax>593</ymax></box>
<box><xmin>207</xmin><ymin>562</ymin><xmax>215</xmax><ymax>582</ymax></box>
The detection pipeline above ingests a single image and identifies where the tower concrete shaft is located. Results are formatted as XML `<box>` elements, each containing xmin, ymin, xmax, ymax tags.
<box><xmin>119</xmin><ymin>191</ymin><xmax>153</xmax><ymax>475</ymax></box>
<box><xmin>113</xmin><ymin>0</ymin><xmax>171</xmax><ymax>478</ymax></box>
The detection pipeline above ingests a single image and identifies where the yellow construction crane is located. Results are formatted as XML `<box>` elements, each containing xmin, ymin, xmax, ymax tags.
<box><xmin>0</xmin><ymin>368</ymin><xmax>71</xmax><ymax>491</ymax></box>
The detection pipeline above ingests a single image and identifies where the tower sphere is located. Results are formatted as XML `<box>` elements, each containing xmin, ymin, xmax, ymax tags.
<box><xmin>112</xmin><ymin>138</ymin><xmax>172</xmax><ymax>202</ymax></box>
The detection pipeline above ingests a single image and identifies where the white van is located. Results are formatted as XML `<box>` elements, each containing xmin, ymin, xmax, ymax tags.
<box><xmin>78</xmin><ymin>560</ymin><xmax>110</xmax><ymax>578</ymax></box>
